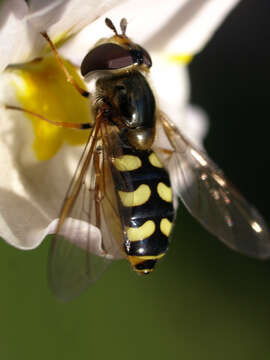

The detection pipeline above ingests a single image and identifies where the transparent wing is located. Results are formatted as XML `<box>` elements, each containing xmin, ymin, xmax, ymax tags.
<box><xmin>48</xmin><ymin>116</ymin><xmax>127</xmax><ymax>301</ymax></box>
<box><xmin>157</xmin><ymin>113</ymin><xmax>270</xmax><ymax>259</ymax></box>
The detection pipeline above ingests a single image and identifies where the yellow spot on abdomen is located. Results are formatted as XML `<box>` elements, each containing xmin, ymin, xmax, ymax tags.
<box><xmin>114</xmin><ymin>155</ymin><xmax>141</xmax><ymax>171</ymax></box>
<box><xmin>128</xmin><ymin>253</ymin><xmax>165</xmax><ymax>265</ymax></box>
<box><xmin>157</xmin><ymin>182</ymin><xmax>172</xmax><ymax>202</ymax></box>
<box><xmin>118</xmin><ymin>184</ymin><xmax>151</xmax><ymax>207</ymax></box>
<box><xmin>160</xmin><ymin>218</ymin><xmax>172</xmax><ymax>237</ymax></box>
<box><xmin>149</xmin><ymin>152</ymin><xmax>163</xmax><ymax>168</ymax></box>
<box><xmin>126</xmin><ymin>220</ymin><xmax>155</xmax><ymax>241</ymax></box>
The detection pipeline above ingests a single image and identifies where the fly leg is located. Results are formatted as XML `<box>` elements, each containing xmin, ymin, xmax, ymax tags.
<box><xmin>155</xmin><ymin>147</ymin><xmax>173</xmax><ymax>157</ymax></box>
<box><xmin>93</xmin><ymin>147</ymin><xmax>111</xmax><ymax>257</ymax></box>
<box><xmin>93</xmin><ymin>147</ymin><xmax>104</xmax><ymax>229</ymax></box>
<box><xmin>40</xmin><ymin>32</ymin><xmax>89</xmax><ymax>98</ymax></box>
<box><xmin>4</xmin><ymin>104</ymin><xmax>92</xmax><ymax>129</ymax></box>
<box><xmin>5</xmin><ymin>31</ymin><xmax>91</xmax><ymax>128</ymax></box>
<box><xmin>153</xmin><ymin>146</ymin><xmax>174</xmax><ymax>166</ymax></box>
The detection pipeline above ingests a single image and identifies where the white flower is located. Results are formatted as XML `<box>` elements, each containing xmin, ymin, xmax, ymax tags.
<box><xmin>0</xmin><ymin>0</ymin><xmax>241</xmax><ymax>250</ymax></box>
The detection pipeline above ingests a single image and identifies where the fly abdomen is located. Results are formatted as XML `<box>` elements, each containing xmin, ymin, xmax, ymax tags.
<box><xmin>112</xmin><ymin>146</ymin><xmax>175</xmax><ymax>274</ymax></box>
<box><xmin>125</xmin><ymin>214</ymin><xmax>174</xmax><ymax>274</ymax></box>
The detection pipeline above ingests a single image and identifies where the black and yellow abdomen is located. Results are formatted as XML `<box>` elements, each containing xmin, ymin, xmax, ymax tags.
<box><xmin>112</xmin><ymin>145</ymin><xmax>175</xmax><ymax>274</ymax></box>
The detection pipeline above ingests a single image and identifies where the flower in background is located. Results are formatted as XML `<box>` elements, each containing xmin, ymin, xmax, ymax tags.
<box><xmin>0</xmin><ymin>0</ymin><xmax>241</xmax><ymax>249</ymax></box>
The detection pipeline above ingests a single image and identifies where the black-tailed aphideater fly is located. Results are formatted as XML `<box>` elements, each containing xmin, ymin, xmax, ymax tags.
<box><xmin>6</xmin><ymin>18</ymin><xmax>270</xmax><ymax>301</ymax></box>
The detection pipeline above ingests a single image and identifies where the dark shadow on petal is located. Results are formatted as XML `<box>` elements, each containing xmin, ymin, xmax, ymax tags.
<box><xmin>1</xmin><ymin>109</ymin><xmax>79</xmax><ymax>229</ymax></box>
<box><xmin>27</xmin><ymin>0</ymin><xmax>68</xmax><ymax>33</ymax></box>
<box><xmin>16</xmin><ymin>151</ymin><xmax>73</xmax><ymax>218</ymax></box>
<box><xmin>0</xmin><ymin>188</ymin><xmax>49</xmax><ymax>247</ymax></box>
<box><xmin>0</xmin><ymin>0</ymin><xmax>28</xmax><ymax>29</ymax></box>
<box><xmin>144</xmin><ymin>0</ymin><xmax>209</xmax><ymax>51</ymax></box>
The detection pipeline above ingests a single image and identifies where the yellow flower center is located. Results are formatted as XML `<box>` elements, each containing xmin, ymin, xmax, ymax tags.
<box><xmin>166</xmin><ymin>53</ymin><xmax>193</xmax><ymax>64</ymax></box>
<box><xmin>10</xmin><ymin>54</ymin><xmax>93</xmax><ymax>161</ymax></box>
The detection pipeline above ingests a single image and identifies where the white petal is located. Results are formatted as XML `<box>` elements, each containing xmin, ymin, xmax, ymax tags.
<box><xmin>0</xmin><ymin>76</ymin><xmax>86</xmax><ymax>249</ymax></box>
<box><xmin>146</xmin><ymin>0</ymin><xmax>241</xmax><ymax>54</ymax></box>
<box><xmin>0</xmin><ymin>144</ymin><xmax>85</xmax><ymax>249</ymax></box>
<box><xmin>63</xmin><ymin>0</ymin><xmax>240</xmax><ymax>66</ymax></box>
<box><xmin>41</xmin><ymin>218</ymin><xmax>103</xmax><ymax>257</ymax></box>
<box><xmin>150</xmin><ymin>54</ymin><xmax>208</xmax><ymax>146</ymax></box>
<box><xmin>153</xmin><ymin>104</ymin><xmax>208</xmax><ymax>152</ymax></box>
<box><xmin>180</xmin><ymin>105</ymin><xmax>209</xmax><ymax>148</ymax></box>
<box><xmin>27</xmin><ymin>0</ymin><xmax>127</xmax><ymax>37</ymax></box>
<box><xmin>0</xmin><ymin>0</ymin><xmax>30</xmax><ymax>71</ymax></box>
<box><xmin>39</xmin><ymin>217</ymin><xmax>124</xmax><ymax>259</ymax></box>
<box><xmin>60</xmin><ymin>0</ymin><xmax>183</xmax><ymax>65</ymax></box>
<box><xmin>0</xmin><ymin>0</ymin><xmax>127</xmax><ymax>70</ymax></box>
<box><xmin>0</xmin><ymin>103</ymin><xmax>50</xmax><ymax>249</ymax></box>
<box><xmin>1</xmin><ymin>0</ymin><xmax>239</xmax><ymax>70</ymax></box>
<box><xmin>1</xmin><ymin>0</ymin><xmax>229</xmax><ymax>251</ymax></box>
<box><xmin>151</xmin><ymin>54</ymin><xmax>189</xmax><ymax>122</ymax></box>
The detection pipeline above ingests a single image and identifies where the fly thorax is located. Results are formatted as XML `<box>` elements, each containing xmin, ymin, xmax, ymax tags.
<box><xmin>96</xmin><ymin>71</ymin><xmax>156</xmax><ymax>149</ymax></box>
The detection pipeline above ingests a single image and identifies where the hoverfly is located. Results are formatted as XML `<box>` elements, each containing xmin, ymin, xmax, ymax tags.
<box><xmin>6</xmin><ymin>18</ymin><xmax>270</xmax><ymax>301</ymax></box>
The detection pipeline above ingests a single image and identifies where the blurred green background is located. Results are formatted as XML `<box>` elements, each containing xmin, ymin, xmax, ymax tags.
<box><xmin>1</xmin><ymin>1</ymin><xmax>270</xmax><ymax>359</ymax></box>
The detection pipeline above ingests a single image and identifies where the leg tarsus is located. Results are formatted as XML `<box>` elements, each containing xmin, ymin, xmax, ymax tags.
<box><xmin>5</xmin><ymin>104</ymin><xmax>92</xmax><ymax>129</ymax></box>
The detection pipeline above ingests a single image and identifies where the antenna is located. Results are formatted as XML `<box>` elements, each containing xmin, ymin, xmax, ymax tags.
<box><xmin>120</xmin><ymin>18</ymin><xmax>127</xmax><ymax>35</ymax></box>
<box><xmin>105</xmin><ymin>18</ymin><xmax>118</xmax><ymax>35</ymax></box>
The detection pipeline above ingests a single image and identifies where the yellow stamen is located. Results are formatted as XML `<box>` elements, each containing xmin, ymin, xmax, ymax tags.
<box><xmin>10</xmin><ymin>54</ymin><xmax>93</xmax><ymax>161</ymax></box>
<box><xmin>166</xmin><ymin>53</ymin><xmax>193</xmax><ymax>64</ymax></box>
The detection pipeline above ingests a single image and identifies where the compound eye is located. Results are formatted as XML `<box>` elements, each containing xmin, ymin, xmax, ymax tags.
<box><xmin>137</xmin><ymin>45</ymin><xmax>152</xmax><ymax>68</ymax></box>
<box><xmin>81</xmin><ymin>43</ymin><xmax>134</xmax><ymax>76</ymax></box>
